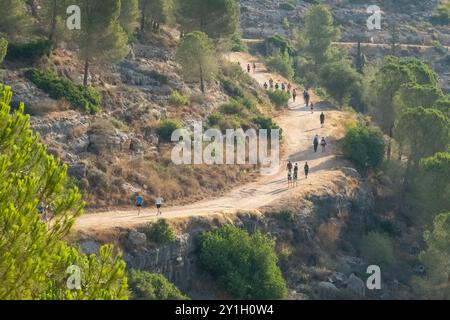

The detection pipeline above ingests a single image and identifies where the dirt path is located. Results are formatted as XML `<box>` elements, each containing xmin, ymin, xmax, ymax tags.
<box><xmin>75</xmin><ymin>52</ymin><xmax>352</xmax><ymax>233</ymax></box>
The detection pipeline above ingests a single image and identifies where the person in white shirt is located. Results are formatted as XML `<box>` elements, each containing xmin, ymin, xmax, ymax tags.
<box><xmin>156</xmin><ymin>195</ymin><xmax>164</xmax><ymax>216</ymax></box>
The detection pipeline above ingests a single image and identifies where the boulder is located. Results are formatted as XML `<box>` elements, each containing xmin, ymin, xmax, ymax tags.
<box><xmin>347</xmin><ymin>273</ymin><xmax>366</xmax><ymax>297</ymax></box>
<box><xmin>315</xmin><ymin>281</ymin><xmax>341</xmax><ymax>299</ymax></box>
<box><xmin>128</xmin><ymin>230</ymin><xmax>147</xmax><ymax>247</ymax></box>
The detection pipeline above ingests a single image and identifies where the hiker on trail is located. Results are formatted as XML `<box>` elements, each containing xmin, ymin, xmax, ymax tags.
<box><xmin>292</xmin><ymin>89</ymin><xmax>297</xmax><ymax>102</ymax></box>
<box><xmin>247</xmin><ymin>64</ymin><xmax>251</xmax><ymax>73</ymax></box>
<box><xmin>253</xmin><ymin>62</ymin><xmax>257</xmax><ymax>72</ymax></box>
<box><xmin>275</xmin><ymin>83</ymin><xmax>280</xmax><ymax>90</ymax></box>
<box><xmin>136</xmin><ymin>194</ymin><xmax>143</xmax><ymax>215</ymax></box>
<box><xmin>321</xmin><ymin>137</ymin><xmax>327</xmax><ymax>152</ymax></box>
<box><xmin>293</xmin><ymin>163</ymin><xmax>299</xmax><ymax>186</ymax></box>
<box><xmin>156</xmin><ymin>195</ymin><xmax>164</xmax><ymax>216</ymax></box>
<box><xmin>304</xmin><ymin>90</ymin><xmax>310</xmax><ymax>107</ymax></box>
<box><xmin>287</xmin><ymin>83</ymin><xmax>292</xmax><ymax>93</ymax></box>
<box><xmin>281</xmin><ymin>83</ymin><xmax>286</xmax><ymax>91</ymax></box>
<box><xmin>313</xmin><ymin>134</ymin><xmax>319</xmax><ymax>153</ymax></box>
<box><xmin>304</xmin><ymin>162</ymin><xmax>310</xmax><ymax>179</ymax></box>
<box><xmin>310</xmin><ymin>102</ymin><xmax>314</xmax><ymax>114</ymax></box>
<box><xmin>287</xmin><ymin>160</ymin><xmax>293</xmax><ymax>172</ymax></box>
<box><xmin>287</xmin><ymin>170</ymin><xmax>293</xmax><ymax>187</ymax></box>
<box><xmin>269</xmin><ymin>78</ymin><xmax>274</xmax><ymax>89</ymax></box>
<box><xmin>320</xmin><ymin>112</ymin><xmax>325</xmax><ymax>128</ymax></box>
<box><xmin>264</xmin><ymin>82</ymin><xmax>268</xmax><ymax>90</ymax></box>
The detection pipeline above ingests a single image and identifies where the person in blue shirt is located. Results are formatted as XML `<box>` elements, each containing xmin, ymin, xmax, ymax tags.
<box><xmin>136</xmin><ymin>194</ymin><xmax>143</xmax><ymax>216</ymax></box>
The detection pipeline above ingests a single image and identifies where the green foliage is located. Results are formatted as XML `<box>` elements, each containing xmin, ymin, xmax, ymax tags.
<box><xmin>431</xmin><ymin>3</ymin><xmax>450</xmax><ymax>25</ymax></box>
<box><xmin>220</xmin><ymin>100</ymin><xmax>245</xmax><ymax>116</ymax></box>
<box><xmin>395</xmin><ymin>107</ymin><xmax>450</xmax><ymax>164</ymax></box>
<box><xmin>0</xmin><ymin>0</ymin><xmax>30</xmax><ymax>39</ymax></box>
<box><xmin>128</xmin><ymin>269</ymin><xmax>188</xmax><ymax>300</ymax></box>
<box><xmin>0</xmin><ymin>37</ymin><xmax>7</xmax><ymax>64</ymax></box>
<box><xmin>267</xmin><ymin>89</ymin><xmax>290</xmax><ymax>109</ymax></box>
<box><xmin>40</xmin><ymin>0</ymin><xmax>70</xmax><ymax>43</ymax></box>
<box><xmin>25</xmin><ymin>68</ymin><xmax>101</xmax><ymax>114</ymax></box>
<box><xmin>177</xmin><ymin>0</ymin><xmax>240</xmax><ymax>39</ymax></box>
<box><xmin>169</xmin><ymin>91</ymin><xmax>190</xmax><ymax>106</ymax></box>
<box><xmin>74</xmin><ymin>0</ymin><xmax>129</xmax><ymax>86</ymax></box>
<box><xmin>264</xmin><ymin>34</ymin><xmax>295</xmax><ymax>57</ymax></box>
<box><xmin>199</xmin><ymin>224</ymin><xmax>287</xmax><ymax>299</ymax></box>
<box><xmin>145</xmin><ymin>219</ymin><xmax>177</xmax><ymax>245</ymax></box>
<box><xmin>395</xmin><ymin>83</ymin><xmax>443</xmax><ymax>111</ymax></box>
<box><xmin>230</xmin><ymin>33</ymin><xmax>248</xmax><ymax>52</ymax></box>
<box><xmin>319</xmin><ymin>61</ymin><xmax>362</xmax><ymax>108</ymax></box>
<box><xmin>176</xmin><ymin>31</ymin><xmax>218</xmax><ymax>93</ymax></box>
<box><xmin>301</xmin><ymin>4</ymin><xmax>340</xmax><ymax>65</ymax></box>
<box><xmin>359</xmin><ymin>232</ymin><xmax>395</xmax><ymax>266</ymax></box>
<box><xmin>265</xmin><ymin>48</ymin><xmax>294</xmax><ymax>80</ymax></box>
<box><xmin>342</xmin><ymin>123</ymin><xmax>386</xmax><ymax>170</ymax></box>
<box><xmin>6</xmin><ymin>39</ymin><xmax>53</xmax><ymax>63</ymax></box>
<box><xmin>119</xmin><ymin>0</ymin><xmax>140</xmax><ymax>36</ymax></box>
<box><xmin>0</xmin><ymin>84</ymin><xmax>128</xmax><ymax>299</ymax></box>
<box><xmin>157</xmin><ymin>119</ymin><xmax>182</xmax><ymax>142</ymax></box>
<box><xmin>413</xmin><ymin>212</ymin><xmax>450</xmax><ymax>299</ymax></box>
<box><xmin>140</xmin><ymin>0</ymin><xmax>175</xmax><ymax>28</ymax></box>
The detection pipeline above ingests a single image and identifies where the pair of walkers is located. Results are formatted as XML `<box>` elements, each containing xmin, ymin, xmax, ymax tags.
<box><xmin>313</xmin><ymin>135</ymin><xmax>327</xmax><ymax>153</ymax></box>
<box><xmin>135</xmin><ymin>194</ymin><xmax>164</xmax><ymax>216</ymax></box>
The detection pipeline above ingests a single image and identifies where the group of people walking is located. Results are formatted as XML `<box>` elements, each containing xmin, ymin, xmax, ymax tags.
<box><xmin>286</xmin><ymin>161</ymin><xmax>310</xmax><ymax>188</ymax></box>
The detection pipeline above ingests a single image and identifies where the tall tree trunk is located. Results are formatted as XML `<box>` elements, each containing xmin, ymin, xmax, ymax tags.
<box><xmin>199</xmin><ymin>64</ymin><xmax>205</xmax><ymax>93</ymax></box>
<box><xmin>48</xmin><ymin>0</ymin><xmax>58</xmax><ymax>50</ymax></box>
<box><xmin>83</xmin><ymin>58</ymin><xmax>90</xmax><ymax>87</ymax></box>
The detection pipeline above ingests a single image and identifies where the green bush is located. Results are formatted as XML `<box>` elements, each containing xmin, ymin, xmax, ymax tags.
<box><xmin>6</xmin><ymin>39</ymin><xmax>52</xmax><ymax>63</ymax></box>
<box><xmin>221</xmin><ymin>77</ymin><xmax>245</xmax><ymax>98</ymax></box>
<box><xmin>128</xmin><ymin>269</ymin><xmax>188</xmax><ymax>300</ymax></box>
<box><xmin>156</xmin><ymin>119</ymin><xmax>182</xmax><ymax>142</ymax></box>
<box><xmin>199</xmin><ymin>224</ymin><xmax>287</xmax><ymax>299</ymax></box>
<box><xmin>220</xmin><ymin>100</ymin><xmax>245</xmax><ymax>116</ymax></box>
<box><xmin>265</xmin><ymin>48</ymin><xmax>294</xmax><ymax>80</ymax></box>
<box><xmin>145</xmin><ymin>219</ymin><xmax>177</xmax><ymax>245</ymax></box>
<box><xmin>267</xmin><ymin>89</ymin><xmax>290</xmax><ymax>109</ymax></box>
<box><xmin>342</xmin><ymin>124</ymin><xmax>385</xmax><ymax>170</ymax></box>
<box><xmin>208</xmin><ymin>113</ymin><xmax>225</xmax><ymax>127</ymax></box>
<box><xmin>25</xmin><ymin>68</ymin><xmax>101</xmax><ymax>114</ymax></box>
<box><xmin>359</xmin><ymin>232</ymin><xmax>395</xmax><ymax>266</ymax></box>
<box><xmin>169</xmin><ymin>91</ymin><xmax>190</xmax><ymax>106</ymax></box>
<box><xmin>0</xmin><ymin>38</ymin><xmax>7</xmax><ymax>65</ymax></box>
<box><xmin>431</xmin><ymin>7</ymin><xmax>450</xmax><ymax>26</ymax></box>
<box><xmin>264</xmin><ymin>35</ymin><xmax>295</xmax><ymax>57</ymax></box>
<box><xmin>253</xmin><ymin>115</ymin><xmax>283</xmax><ymax>138</ymax></box>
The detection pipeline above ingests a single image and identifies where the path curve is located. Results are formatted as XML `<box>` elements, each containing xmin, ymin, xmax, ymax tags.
<box><xmin>75</xmin><ymin>52</ymin><xmax>352</xmax><ymax>233</ymax></box>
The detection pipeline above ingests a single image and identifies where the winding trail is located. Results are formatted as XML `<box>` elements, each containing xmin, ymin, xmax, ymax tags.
<box><xmin>75</xmin><ymin>52</ymin><xmax>353</xmax><ymax>233</ymax></box>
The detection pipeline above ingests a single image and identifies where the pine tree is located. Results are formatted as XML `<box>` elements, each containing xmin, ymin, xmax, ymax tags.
<box><xmin>177</xmin><ymin>0</ymin><xmax>239</xmax><ymax>39</ymax></box>
<box><xmin>0</xmin><ymin>84</ymin><xmax>128</xmax><ymax>299</ymax></box>
<box><xmin>119</xmin><ymin>0</ymin><xmax>140</xmax><ymax>37</ymax></box>
<box><xmin>73</xmin><ymin>0</ymin><xmax>129</xmax><ymax>86</ymax></box>
<box><xmin>176</xmin><ymin>31</ymin><xmax>218</xmax><ymax>93</ymax></box>
<box><xmin>0</xmin><ymin>0</ymin><xmax>30</xmax><ymax>39</ymax></box>
<box><xmin>40</xmin><ymin>0</ymin><xmax>70</xmax><ymax>44</ymax></box>
<box><xmin>0</xmin><ymin>37</ymin><xmax>7</xmax><ymax>64</ymax></box>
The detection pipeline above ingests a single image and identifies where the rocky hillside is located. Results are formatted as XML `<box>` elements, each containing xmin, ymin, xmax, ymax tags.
<box><xmin>2</xmin><ymin>27</ymin><xmax>268</xmax><ymax>210</ymax></box>
<box><xmin>240</xmin><ymin>0</ymin><xmax>449</xmax><ymax>45</ymax></box>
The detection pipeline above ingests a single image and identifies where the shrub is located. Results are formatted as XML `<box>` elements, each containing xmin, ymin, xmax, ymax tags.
<box><xmin>267</xmin><ymin>89</ymin><xmax>290</xmax><ymax>109</ymax></box>
<box><xmin>221</xmin><ymin>76</ymin><xmax>245</xmax><ymax>98</ymax></box>
<box><xmin>431</xmin><ymin>7</ymin><xmax>450</xmax><ymax>26</ymax></box>
<box><xmin>220</xmin><ymin>100</ymin><xmax>245</xmax><ymax>116</ymax></box>
<box><xmin>156</xmin><ymin>119</ymin><xmax>182</xmax><ymax>142</ymax></box>
<box><xmin>208</xmin><ymin>113</ymin><xmax>225</xmax><ymax>127</ymax></box>
<box><xmin>359</xmin><ymin>232</ymin><xmax>395</xmax><ymax>266</ymax></box>
<box><xmin>0</xmin><ymin>38</ymin><xmax>7</xmax><ymax>65</ymax></box>
<box><xmin>169</xmin><ymin>91</ymin><xmax>190</xmax><ymax>106</ymax></box>
<box><xmin>6</xmin><ymin>39</ymin><xmax>52</xmax><ymax>63</ymax></box>
<box><xmin>265</xmin><ymin>48</ymin><xmax>294</xmax><ymax>80</ymax></box>
<box><xmin>264</xmin><ymin>35</ymin><xmax>295</xmax><ymax>57</ymax></box>
<box><xmin>342</xmin><ymin>124</ymin><xmax>385</xmax><ymax>170</ymax></box>
<box><xmin>145</xmin><ymin>219</ymin><xmax>177</xmax><ymax>245</ymax></box>
<box><xmin>199</xmin><ymin>224</ymin><xmax>288</xmax><ymax>299</ymax></box>
<box><xmin>25</xmin><ymin>68</ymin><xmax>101</xmax><ymax>114</ymax></box>
<box><xmin>253</xmin><ymin>115</ymin><xmax>283</xmax><ymax>138</ymax></box>
<box><xmin>128</xmin><ymin>269</ymin><xmax>188</xmax><ymax>300</ymax></box>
